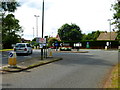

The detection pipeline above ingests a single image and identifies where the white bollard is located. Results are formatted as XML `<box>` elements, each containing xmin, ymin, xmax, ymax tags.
<box><xmin>48</xmin><ymin>48</ymin><xmax>53</xmax><ymax>57</ymax></box>
<box><xmin>105</xmin><ymin>46</ymin><xmax>108</xmax><ymax>50</ymax></box>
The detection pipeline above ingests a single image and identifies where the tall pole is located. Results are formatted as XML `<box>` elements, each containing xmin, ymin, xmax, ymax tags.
<box><xmin>34</xmin><ymin>15</ymin><xmax>39</xmax><ymax>37</ymax></box>
<box><xmin>108</xmin><ymin>19</ymin><xmax>112</xmax><ymax>49</ymax></box>
<box><xmin>41</xmin><ymin>0</ymin><xmax>44</xmax><ymax>60</ymax></box>
<box><xmin>33</xmin><ymin>27</ymin><xmax>34</xmax><ymax>38</ymax></box>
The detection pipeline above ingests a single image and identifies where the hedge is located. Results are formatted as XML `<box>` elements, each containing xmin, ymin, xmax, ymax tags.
<box><xmin>55</xmin><ymin>40</ymin><xmax>119</xmax><ymax>49</ymax></box>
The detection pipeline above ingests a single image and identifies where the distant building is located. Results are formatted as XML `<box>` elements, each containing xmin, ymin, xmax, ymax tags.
<box><xmin>97</xmin><ymin>32</ymin><xmax>117</xmax><ymax>40</ymax></box>
<box><xmin>21</xmin><ymin>38</ymin><xmax>31</xmax><ymax>43</ymax></box>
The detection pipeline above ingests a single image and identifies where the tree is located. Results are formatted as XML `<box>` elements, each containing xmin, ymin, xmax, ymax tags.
<box><xmin>82</xmin><ymin>31</ymin><xmax>100</xmax><ymax>41</ymax></box>
<box><xmin>48</xmin><ymin>37</ymin><xmax>58</xmax><ymax>47</ymax></box>
<box><xmin>1</xmin><ymin>1</ymin><xmax>20</xmax><ymax>13</ymax></box>
<box><xmin>2</xmin><ymin>14</ymin><xmax>23</xmax><ymax>48</ymax></box>
<box><xmin>1</xmin><ymin>1</ymin><xmax>22</xmax><ymax>48</ymax></box>
<box><xmin>111</xmin><ymin>1</ymin><xmax>120</xmax><ymax>40</ymax></box>
<box><xmin>58</xmin><ymin>23</ymin><xmax>82</xmax><ymax>41</ymax></box>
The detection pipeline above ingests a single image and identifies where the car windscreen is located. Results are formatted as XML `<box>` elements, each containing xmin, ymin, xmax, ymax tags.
<box><xmin>15</xmin><ymin>44</ymin><xmax>25</xmax><ymax>47</ymax></box>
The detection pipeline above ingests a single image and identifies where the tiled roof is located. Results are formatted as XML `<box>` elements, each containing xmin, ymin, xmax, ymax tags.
<box><xmin>56</xmin><ymin>34</ymin><xmax>61</xmax><ymax>41</ymax></box>
<box><xmin>97</xmin><ymin>32</ymin><xmax>117</xmax><ymax>40</ymax></box>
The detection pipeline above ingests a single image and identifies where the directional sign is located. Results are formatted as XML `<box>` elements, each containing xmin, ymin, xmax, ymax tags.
<box><xmin>36</xmin><ymin>37</ymin><xmax>46</xmax><ymax>43</ymax></box>
<box><xmin>9</xmin><ymin>52</ymin><xmax>13</xmax><ymax>57</ymax></box>
<box><xmin>60</xmin><ymin>43</ymin><xmax>62</xmax><ymax>46</ymax></box>
<box><xmin>52</xmin><ymin>43</ymin><xmax>54</xmax><ymax>46</ymax></box>
<box><xmin>40</xmin><ymin>38</ymin><xmax>46</xmax><ymax>43</ymax></box>
<box><xmin>55</xmin><ymin>43</ymin><xmax>58</xmax><ymax>47</ymax></box>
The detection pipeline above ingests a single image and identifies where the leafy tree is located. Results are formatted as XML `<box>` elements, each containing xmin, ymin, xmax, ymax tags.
<box><xmin>1</xmin><ymin>1</ymin><xmax>20</xmax><ymax>13</ymax></box>
<box><xmin>1</xmin><ymin>1</ymin><xmax>22</xmax><ymax>48</ymax></box>
<box><xmin>58</xmin><ymin>23</ymin><xmax>82</xmax><ymax>41</ymax></box>
<box><xmin>2</xmin><ymin>14</ymin><xmax>23</xmax><ymax>48</ymax></box>
<box><xmin>48</xmin><ymin>37</ymin><xmax>58</xmax><ymax>47</ymax></box>
<box><xmin>82</xmin><ymin>31</ymin><xmax>100</xmax><ymax>41</ymax></box>
<box><xmin>111</xmin><ymin>1</ymin><xmax>120</xmax><ymax>40</ymax></box>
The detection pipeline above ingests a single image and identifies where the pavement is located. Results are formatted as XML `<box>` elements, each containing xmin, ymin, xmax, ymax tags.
<box><xmin>1</xmin><ymin>56</ymin><xmax>62</xmax><ymax>73</ymax></box>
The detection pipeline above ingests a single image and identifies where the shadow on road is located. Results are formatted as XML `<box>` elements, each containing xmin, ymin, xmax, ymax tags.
<box><xmin>53</xmin><ymin>52</ymin><xmax>117</xmax><ymax>67</ymax></box>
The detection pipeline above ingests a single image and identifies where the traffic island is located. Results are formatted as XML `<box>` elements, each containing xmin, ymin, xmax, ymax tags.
<box><xmin>1</xmin><ymin>57</ymin><xmax>63</xmax><ymax>73</ymax></box>
<box><xmin>54</xmin><ymin>51</ymin><xmax>89</xmax><ymax>53</ymax></box>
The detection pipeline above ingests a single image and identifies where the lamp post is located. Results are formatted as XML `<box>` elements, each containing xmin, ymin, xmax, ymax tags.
<box><xmin>33</xmin><ymin>27</ymin><xmax>34</xmax><ymax>38</ymax></box>
<box><xmin>41</xmin><ymin>0</ymin><xmax>44</xmax><ymax>60</ymax></box>
<box><xmin>108</xmin><ymin>19</ymin><xmax>113</xmax><ymax>49</ymax></box>
<box><xmin>34</xmin><ymin>15</ymin><xmax>39</xmax><ymax>37</ymax></box>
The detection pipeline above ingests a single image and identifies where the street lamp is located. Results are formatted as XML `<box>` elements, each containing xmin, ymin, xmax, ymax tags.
<box><xmin>33</xmin><ymin>27</ymin><xmax>34</xmax><ymax>38</ymax></box>
<box><xmin>41</xmin><ymin>0</ymin><xmax>44</xmax><ymax>60</ymax></box>
<box><xmin>34</xmin><ymin>15</ymin><xmax>39</xmax><ymax>37</ymax></box>
<box><xmin>108</xmin><ymin>19</ymin><xmax>113</xmax><ymax>49</ymax></box>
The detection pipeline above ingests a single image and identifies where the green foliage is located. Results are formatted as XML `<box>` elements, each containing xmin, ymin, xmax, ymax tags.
<box><xmin>82</xmin><ymin>31</ymin><xmax>100</xmax><ymax>41</ymax></box>
<box><xmin>2</xmin><ymin>14</ymin><xmax>23</xmax><ymax>48</ymax></box>
<box><xmin>32</xmin><ymin>38</ymin><xmax>36</xmax><ymax>41</ymax></box>
<box><xmin>58</xmin><ymin>23</ymin><xmax>82</xmax><ymax>41</ymax></box>
<box><xmin>1</xmin><ymin>1</ymin><xmax>20</xmax><ymax>12</ymax></box>
<box><xmin>48</xmin><ymin>37</ymin><xmax>58</xmax><ymax>47</ymax></box>
<box><xmin>111</xmin><ymin>2</ymin><xmax>120</xmax><ymax>39</ymax></box>
<box><xmin>1</xmin><ymin>1</ymin><xmax>22</xmax><ymax>49</ymax></box>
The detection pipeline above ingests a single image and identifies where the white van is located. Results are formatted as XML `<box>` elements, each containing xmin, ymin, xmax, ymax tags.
<box><xmin>14</xmin><ymin>43</ymin><xmax>33</xmax><ymax>55</ymax></box>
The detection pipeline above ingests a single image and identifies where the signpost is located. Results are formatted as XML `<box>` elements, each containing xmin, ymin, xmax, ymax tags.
<box><xmin>36</xmin><ymin>37</ymin><xmax>47</xmax><ymax>59</ymax></box>
<box><xmin>55</xmin><ymin>41</ymin><xmax>58</xmax><ymax>51</ymax></box>
<box><xmin>74</xmin><ymin>42</ymin><xmax>82</xmax><ymax>51</ymax></box>
<box><xmin>86</xmin><ymin>42</ymin><xmax>90</xmax><ymax>48</ymax></box>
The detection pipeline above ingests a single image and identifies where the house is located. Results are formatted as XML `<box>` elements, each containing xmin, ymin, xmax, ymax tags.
<box><xmin>56</xmin><ymin>34</ymin><xmax>61</xmax><ymax>41</ymax></box>
<box><xmin>97</xmin><ymin>32</ymin><xmax>117</xmax><ymax>40</ymax></box>
<box><xmin>21</xmin><ymin>38</ymin><xmax>31</xmax><ymax>43</ymax></box>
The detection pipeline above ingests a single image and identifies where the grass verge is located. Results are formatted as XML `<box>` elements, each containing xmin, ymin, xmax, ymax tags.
<box><xmin>104</xmin><ymin>64</ymin><xmax>119</xmax><ymax>88</ymax></box>
<box><xmin>0</xmin><ymin>49</ymin><xmax>13</xmax><ymax>52</ymax></box>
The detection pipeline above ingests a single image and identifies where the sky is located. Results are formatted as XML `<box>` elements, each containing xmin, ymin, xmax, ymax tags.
<box><xmin>14</xmin><ymin>0</ymin><xmax>116</xmax><ymax>40</ymax></box>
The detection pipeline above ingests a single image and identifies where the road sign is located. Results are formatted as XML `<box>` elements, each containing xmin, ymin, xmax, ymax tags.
<box><xmin>106</xmin><ymin>42</ymin><xmax>109</xmax><ymax>46</ymax></box>
<box><xmin>36</xmin><ymin>37</ymin><xmax>46</xmax><ymax>43</ymax></box>
<box><xmin>40</xmin><ymin>38</ymin><xmax>46</xmax><ymax>43</ymax></box>
<box><xmin>52</xmin><ymin>43</ymin><xmax>54</xmax><ymax>46</ymax></box>
<box><xmin>9</xmin><ymin>52</ymin><xmax>13</xmax><ymax>58</ymax></box>
<box><xmin>60</xmin><ymin>43</ymin><xmax>62</xmax><ymax>46</ymax></box>
<box><xmin>55</xmin><ymin>43</ymin><xmax>58</xmax><ymax>47</ymax></box>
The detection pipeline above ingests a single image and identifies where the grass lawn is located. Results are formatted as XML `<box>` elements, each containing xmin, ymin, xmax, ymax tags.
<box><xmin>0</xmin><ymin>49</ymin><xmax>13</xmax><ymax>52</ymax></box>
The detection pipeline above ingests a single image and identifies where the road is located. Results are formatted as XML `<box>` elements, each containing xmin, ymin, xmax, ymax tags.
<box><xmin>2</xmin><ymin>50</ymin><xmax>118</xmax><ymax>88</ymax></box>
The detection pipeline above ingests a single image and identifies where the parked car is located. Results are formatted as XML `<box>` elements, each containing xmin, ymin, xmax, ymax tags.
<box><xmin>60</xmin><ymin>46</ymin><xmax>72</xmax><ymax>51</ymax></box>
<box><xmin>14</xmin><ymin>43</ymin><xmax>33</xmax><ymax>55</ymax></box>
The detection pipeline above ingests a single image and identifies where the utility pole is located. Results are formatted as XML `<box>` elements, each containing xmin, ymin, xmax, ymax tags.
<box><xmin>41</xmin><ymin>0</ymin><xmax>44</xmax><ymax>60</ymax></box>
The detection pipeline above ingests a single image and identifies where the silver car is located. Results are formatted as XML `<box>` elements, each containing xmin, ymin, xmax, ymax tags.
<box><xmin>14</xmin><ymin>43</ymin><xmax>33</xmax><ymax>55</ymax></box>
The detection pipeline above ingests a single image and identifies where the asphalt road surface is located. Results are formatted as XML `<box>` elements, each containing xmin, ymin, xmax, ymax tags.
<box><xmin>2</xmin><ymin>50</ymin><xmax>118</xmax><ymax>88</ymax></box>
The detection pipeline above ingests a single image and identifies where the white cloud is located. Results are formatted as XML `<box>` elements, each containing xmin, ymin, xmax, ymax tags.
<box><xmin>14</xmin><ymin>0</ymin><xmax>115</xmax><ymax>40</ymax></box>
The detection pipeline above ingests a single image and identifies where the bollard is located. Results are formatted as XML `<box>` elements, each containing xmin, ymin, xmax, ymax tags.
<box><xmin>8</xmin><ymin>51</ymin><xmax>17</xmax><ymax>68</ymax></box>
<box><xmin>37</xmin><ymin>46</ymin><xmax>39</xmax><ymax>49</ymax></box>
<box><xmin>48</xmin><ymin>48</ymin><xmax>53</xmax><ymax>57</ymax></box>
<box><xmin>118</xmin><ymin>46</ymin><xmax>120</xmax><ymax>52</ymax></box>
<box><xmin>34</xmin><ymin>46</ymin><xmax>36</xmax><ymax>49</ymax></box>
<box><xmin>105</xmin><ymin>46</ymin><xmax>108</xmax><ymax>50</ymax></box>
